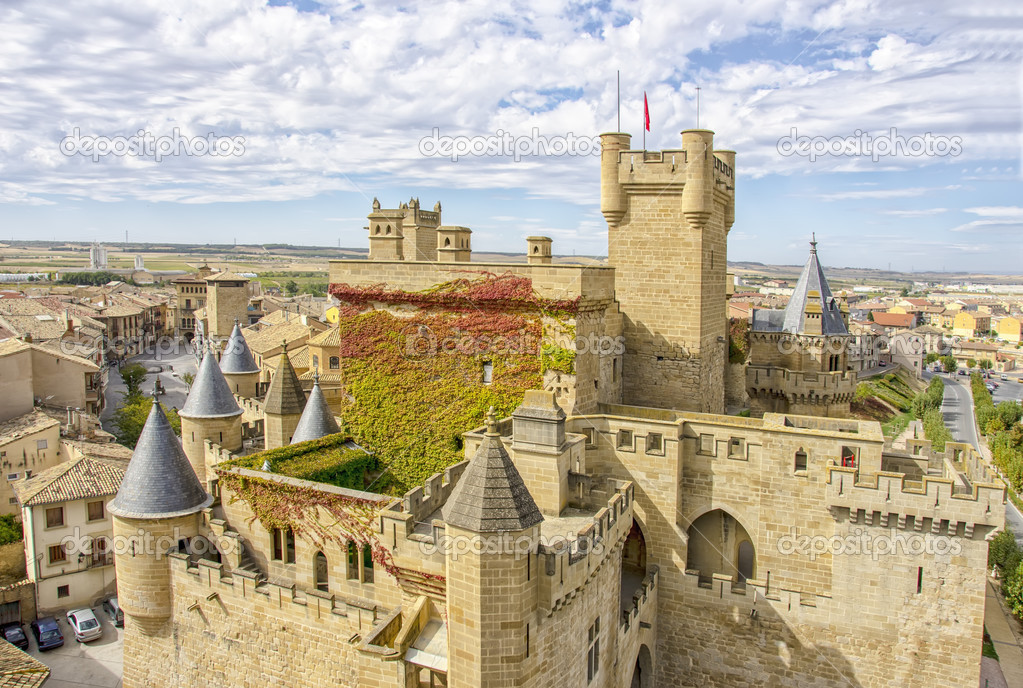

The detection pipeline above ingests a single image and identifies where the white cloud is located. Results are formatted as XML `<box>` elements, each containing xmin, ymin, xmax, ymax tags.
<box><xmin>815</xmin><ymin>185</ymin><xmax>960</xmax><ymax>201</ymax></box>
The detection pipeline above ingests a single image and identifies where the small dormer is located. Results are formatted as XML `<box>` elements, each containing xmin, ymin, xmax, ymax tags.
<box><xmin>437</xmin><ymin>226</ymin><xmax>472</xmax><ymax>263</ymax></box>
<box><xmin>526</xmin><ymin>236</ymin><xmax>553</xmax><ymax>265</ymax></box>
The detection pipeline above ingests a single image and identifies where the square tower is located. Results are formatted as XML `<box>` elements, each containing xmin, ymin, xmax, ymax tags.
<box><xmin>600</xmin><ymin>130</ymin><xmax>735</xmax><ymax>414</ymax></box>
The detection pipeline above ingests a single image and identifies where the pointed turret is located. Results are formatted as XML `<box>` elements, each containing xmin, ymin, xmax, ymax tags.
<box><xmin>444</xmin><ymin>409</ymin><xmax>542</xmax><ymax>688</ymax></box>
<box><xmin>179</xmin><ymin>347</ymin><xmax>243</xmax><ymax>485</ymax></box>
<box><xmin>291</xmin><ymin>374</ymin><xmax>340</xmax><ymax>444</ymax></box>
<box><xmin>263</xmin><ymin>341</ymin><xmax>307</xmax><ymax>449</ymax></box>
<box><xmin>780</xmin><ymin>235</ymin><xmax>848</xmax><ymax>336</ymax></box>
<box><xmin>109</xmin><ymin>399</ymin><xmax>213</xmax><ymax>519</ymax></box>
<box><xmin>445</xmin><ymin>409</ymin><xmax>542</xmax><ymax>533</ymax></box>
<box><xmin>109</xmin><ymin>396</ymin><xmax>212</xmax><ymax>638</ymax></box>
<box><xmin>220</xmin><ymin>320</ymin><xmax>260</xmax><ymax>398</ymax></box>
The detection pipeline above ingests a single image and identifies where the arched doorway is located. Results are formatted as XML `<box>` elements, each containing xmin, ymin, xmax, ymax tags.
<box><xmin>621</xmin><ymin>521</ymin><xmax>647</xmax><ymax>617</ymax></box>
<box><xmin>314</xmin><ymin>551</ymin><xmax>329</xmax><ymax>592</ymax></box>
<box><xmin>737</xmin><ymin>540</ymin><xmax>755</xmax><ymax>583</ymax></box>
<box><xmin>685</xmin><ymin>509</ymin><xmax>755</xmax><ymax>585</ymax></box>
<box><xmin>630</xmin><ymin>644</ymin><xmax>653</xmax><ymax>688</ymax></box>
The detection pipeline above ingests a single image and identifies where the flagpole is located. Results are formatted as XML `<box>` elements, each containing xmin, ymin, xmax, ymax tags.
<box><xmin>696</xmin><ymin>86</ymin><xmax>701</xmax><ymax>128</ymax></box>
<box><xmin>617</xmin><ymin>70</ymin><xmax>620</xmax><ymax>132</ymax></box>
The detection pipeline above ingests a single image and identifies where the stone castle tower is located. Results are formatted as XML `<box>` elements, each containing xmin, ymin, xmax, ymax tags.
<box><xmin>746</xmin><ymin>237</ymin><xmax>856</xmax><ymax>418</ymax></box>
<box><xmin>600</xmin><ymin>130</ymin><xmax>735</xmax><ymax>414</ymax></box>
<box><xmin>107</xmin><ymin>399</ymin><xmax>212</xmax><ymax>646</ymax></box>
<box><xmin>178</xmin><ymin>347</ymin><xmax>243</xmax><ymax>487</ymax></box>
<box><xmin>444</xmin><ymin>410</ymin><xmax>543</xmax><ymax>688</ymax></box>
<box><xmin>204</xmin><ymin>272</ymin><xmax>249</xmax><ymax>339</ymax></box>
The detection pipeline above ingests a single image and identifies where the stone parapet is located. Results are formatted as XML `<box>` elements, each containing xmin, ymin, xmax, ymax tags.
<box><xmin>536</xmin><ymin>481</ymin><xmax>634</xmax><ymax>615</ymax></box>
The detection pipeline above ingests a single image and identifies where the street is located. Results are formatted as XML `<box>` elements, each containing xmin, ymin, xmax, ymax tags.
<box><xmin>936</xmin><ymin>371</ymin><xmax>1023</xmax><ymax>545</ymax></box>
<box><xmin>100</xmin><ymin>339</ymin><xmax>200</xmax><ymax>435</ymax></box>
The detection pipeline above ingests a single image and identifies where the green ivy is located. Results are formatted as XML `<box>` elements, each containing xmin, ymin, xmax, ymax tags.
<box><xmin>225</xmin><ymin>435</ymin><xmax>380</xmax><ymax>490</ymax></box>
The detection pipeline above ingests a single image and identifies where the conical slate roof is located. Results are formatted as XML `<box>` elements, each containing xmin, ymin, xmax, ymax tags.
<box><xmin>179</xmin><ymin>349</ymin><xmax>242</xmax><ymax>419</ymax></box>
<box><xmin>780</xmin><ymin>236</ymin><xmax>847</xmax><ymax>335</ymax></box>
<box><xmin>291</xmin><ymin>377</ymin><xmax>341</xmax><ymax>444</ymax></box>
<box><xmin>264</xmin><ymin>345</ymin><xmax>306</xmax><ymax>416</ymax></box>
<box><xmin>444</xmin><ymin>410</ymin><xmax>543</xmax><ymax>533</ymax></box>
<box><xmin>220</xmin><ymin>322</ymin><xmax>259</xmax><ymax>375</ymax></box>
<box><xmin>108</xmin><ymin>399</ymin><xmax>213</xmax><ymax>519</ymax></box>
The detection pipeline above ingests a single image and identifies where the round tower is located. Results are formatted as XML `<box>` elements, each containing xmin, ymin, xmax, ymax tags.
<box><xmin>445</xmin><ymin>409</ymin><xmax>543</xmax><ymax>688</ymax></box>
<box><xmin>263</xmin><ymin>342</ymin><xmax>307</xmax><ymax>449</ymax></box>
<box><xmin>179</xmin><ymin>347</ymin><xmax>243</xmax><ymax>486</ymax></box>
<box><xmin>219</xmin><ymin>320</ymin><xmax>260</xmax><ymax>398</ymax></box>
<box><xmin>108</xmin><ymin>396</ymin><xmax>213</xmax><ymax>638</ymax></box>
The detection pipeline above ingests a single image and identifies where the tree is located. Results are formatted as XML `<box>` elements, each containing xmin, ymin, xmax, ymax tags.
<box><xmin>967</xmin><ymin>359</ymin><xmax>976</xmax><ymax>369</ymax></box>
<box><xmin>867</xmin><ymin>311</ymin><xmax>874</xmax><ymax>322</ymax></box>
<box><xmin>924</xmin><ymin>352</ymin><xmax>940</xmax><ymax>365</ymax></box>
<box><xmin>941</xmin><ymin>355</ymin><xmax>958</xmax><ymax>373</ymax></box>
<box><xmin>182</xmin><ymin>372</ymin><xmax>195</xmax><ymax>391</ymax></box>
<box><xmin>111</xmin><ymin>396</ymin><xmax>181</xmax><ymax>448</ymax></box>
<box><xmin>284</xmin><ymin>280</ymin><xmax>299</xmax><ymax>296</ymax></box>
<box><xmin>119</xmin><ymin>363</ymin><xmax>148</xmax><ymax>397</ymax></box>
<box><xmin>979</xmin><ymin>359</ymin><xmax>993</xmax><ymax>371</ymax></box>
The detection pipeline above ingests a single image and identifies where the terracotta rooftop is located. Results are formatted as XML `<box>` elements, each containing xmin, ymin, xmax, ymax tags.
<box><xmin>871</xmin><ymin>312</ymin><xmax>916</xmax><ymax>328</ymax></box>
<box><xmin>0</xmin><ymin>638</ymin><xmax>49</xmax><ymax>687</ymax></box>
<box><xmin>13</xmin><ymin>455</ymin><xmax>127</xmax><ymax>507</ymax></box>
<box><xmin>0</xmin><ymin>411</ymin><xmax>60</xmax><ymax>445</ymax></box>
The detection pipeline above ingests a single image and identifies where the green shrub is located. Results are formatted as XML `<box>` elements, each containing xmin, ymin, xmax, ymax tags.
<box><xmin>0</xmin><ymin>515</ymin><xmax>22</xmax><ymax>546</ymax></box>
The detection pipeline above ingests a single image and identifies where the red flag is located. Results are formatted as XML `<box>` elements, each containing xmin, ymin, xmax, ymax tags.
<box><xmin>643</xmin><ymin>92</ymin><xmax>650</xmax><ymax>131</ymax></box>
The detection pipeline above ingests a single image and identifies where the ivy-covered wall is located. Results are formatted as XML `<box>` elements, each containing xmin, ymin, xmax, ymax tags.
<box><xmin>327</xmin><ymin>272</ymin><xmax>579</xmax><ymax>492</ymax></box>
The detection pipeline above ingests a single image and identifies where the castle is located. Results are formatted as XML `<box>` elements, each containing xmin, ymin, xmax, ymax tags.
<box><xmin>108</xmin><ymin>129</ymin><xmax>1005</xmax><ymax>687</ymax></box>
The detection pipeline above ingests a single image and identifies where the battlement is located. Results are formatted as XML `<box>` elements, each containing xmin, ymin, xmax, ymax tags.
<box><xmin>607</xmin><ymin>148</ymin><xmax>735</xmax><ymax>195</ymax></box>
<box><xmin>825</xmin><ymin>465</ymin><xmax>1005</xmax><ymax>533</ymax></box>
<box><xmin>619</xmin><ymin>566</ymin><xmax>657</xmax><ymax>638</ymax></box>
<box><xmin>167</xmin><ymin>553</ymin><xmax>381</xmax><ymax>631</ymax></box>
<box><xmin>329</xmin><ymin>260</ymin><xmax>616</xmax><ymax>307</ymax></box>
<box><xmin>681</xmin><ymin>568</ymin><xmax>832</xmax><ymax>623</ymax></box>
<box><xmin>536</xmin><ymin>480</ymin><xmax>635</xmax><ymax>615</ymax></box>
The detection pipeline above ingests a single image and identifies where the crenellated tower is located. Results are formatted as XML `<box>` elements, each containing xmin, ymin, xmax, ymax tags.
<box><xmin>600</xmin><ymin>130</ymin><xmax>735</xmax><ymax>414</ymax></box>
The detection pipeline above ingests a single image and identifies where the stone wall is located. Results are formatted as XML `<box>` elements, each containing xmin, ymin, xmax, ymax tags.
<box><xmin>723</xmin><ymin>361</ymin><xmax>748</xmax><ymax>409</ymax></box>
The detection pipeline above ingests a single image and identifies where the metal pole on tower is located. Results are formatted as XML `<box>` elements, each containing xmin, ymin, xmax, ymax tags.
<box><xmin>617</xmin><ymin>70</ymin><xmax>620</xmax><ymax>132</ymax></box>
<box><xmin>696</xmin><ymin>86</ymin><xmax>701</xmax><ymax>128</ymax></box>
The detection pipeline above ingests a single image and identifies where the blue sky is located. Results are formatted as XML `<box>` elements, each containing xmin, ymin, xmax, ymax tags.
<box><xmin>1</xmin><ymin>0</ymin><xmax>1020</xmax><ymax>272</ymax></box>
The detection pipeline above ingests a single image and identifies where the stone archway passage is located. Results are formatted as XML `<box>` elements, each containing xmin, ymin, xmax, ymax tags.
<box><xmin>630</xmin><ymin>644</ymin><xmax>653</xmax><ymax>688</ymax></box>
<box><xmin>686</xmin><ymin>509</ymin><xmax>755</xmax><ymax>585</ymax></box>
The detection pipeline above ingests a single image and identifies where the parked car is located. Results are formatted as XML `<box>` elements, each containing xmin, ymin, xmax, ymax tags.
<box><xmin>1001</xmin><ymin>374</ymin><xmax>1009</xmax><ymax>381</ymax></box>
<box><xmin>102</xmin><ymin>597</ymin><xmax>123</xmax><ymax>627</ymax></box>
<box><xmin>958</xmin><ymin>369</ymin><xmax>968</xmax><ymax>375</ymax></box>
<box><xmin>987</xmin><ymin>383</ymin><xmax>996</xmax><ymax>392</ymax></box>
<box><xmin>0</xmin><ymin>622</ymin><xmax>28</xmax><ymax>650</ymax></box>
<box><xmin>30</xmin><ymin>617</ymin><xmax>63</xmax><ymax>651</ymax></box>
<box><xmin>66</xmin><ymin>608</ymin><xmax>102</xmax><ymax>643</ymax></box>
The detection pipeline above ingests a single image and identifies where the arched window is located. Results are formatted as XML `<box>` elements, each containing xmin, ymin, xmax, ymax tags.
<box><xmin>329</xmin><ymin>356</ymin><xmax>340</xmax><ymax>370</ymax></box>
<box><xmin>314</xmin><ymin>551</ymin><xmax>329</xmax><ymax>592</ymax></box>
<box><xmin>444</xmin><ymin>237</ymin><xmax>451</xmax><ymax>247</ymax></box>
<box><xmin>795</xmin><ymin>448</ymin><xmax>807</xmax><ymax>471</ymax></box>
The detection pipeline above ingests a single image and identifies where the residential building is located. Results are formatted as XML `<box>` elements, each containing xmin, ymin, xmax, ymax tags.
<box><xmin>14</xmin><ymin>453</ymin><xmax>128</xmax><ymax>612</ymax></box>
<box><xmin>953</xmin><ymin>311</ymin><xmax>992</xmax><ymax>339</ymax></box>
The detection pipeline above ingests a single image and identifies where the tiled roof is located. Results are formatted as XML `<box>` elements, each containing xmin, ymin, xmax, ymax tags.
<box><xmin>443</xmin><ymin>412</ymin><xmax>542</xmax><ymax>533</ymax></box>
<box><xmin>872</xmin><ymin>312</ymin><xmax>915</xmax><ymax>328</ymax></box>
<box><xmin>0</xmin><ymin>411</ymin><xmax>59</xmax><ymax>445</ymax></box>
<box><xmin>307</xmin><ymin>326</ymin><xmax>341</xmax><ymax>348</ymax></box>
<box><xmin>13</xmin><ymin>456</ymin><xmax>127</xmax><ymax>507</ymax></box>
<box><xmin>264</xmin><ymin>345</ymin><xmax>309</xmax><ymax>371</ymax></box>
<box><xmin>0</xmin><ymin>639</ymin><xmax>49</xmax><ymax>687</ymax></box>
<box><xmin>205</xmin><ymin>271</ymin><xmax>249</xmax><ymax>282</ymax></box>
<box><xmin>108</xmin><ymin>401</ymin><xmax>213</xmax><ymax>519</ymax></box>
<box><xmin>241</xmin><ymin>321</ymin><xmax>315</xmax><ymax>356</ymax></box>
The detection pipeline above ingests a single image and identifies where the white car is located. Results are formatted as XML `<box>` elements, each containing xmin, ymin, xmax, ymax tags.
<box><xmin>66</xmin><ymin>608</ymin><xmax>102</xmax><ymax>642</ymax></box>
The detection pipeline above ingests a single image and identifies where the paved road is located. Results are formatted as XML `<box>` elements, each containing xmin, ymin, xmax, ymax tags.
<box><xmin>28</xmin><ymin>606</ymin><xmax>123</xmax><ymax>687</ymax></box>
<box><xmin>938</xmin><ymin>372</ymin><xmax>1023</xmax><ymax>544</ymax></box>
